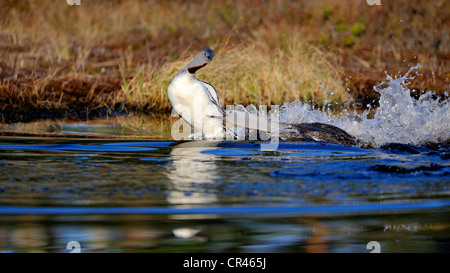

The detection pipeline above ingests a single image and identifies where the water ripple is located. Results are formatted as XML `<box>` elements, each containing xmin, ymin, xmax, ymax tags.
<box><xmin>1</xmin><ymin>200</ymin><xmax>449</xmax><ymax>215</ymax></box>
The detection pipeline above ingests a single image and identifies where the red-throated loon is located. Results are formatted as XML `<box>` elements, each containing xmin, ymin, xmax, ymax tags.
<box><xmin>167</xmin><ymin>48</ymin><xmax>225</xmax><ymax>139</ymax></box>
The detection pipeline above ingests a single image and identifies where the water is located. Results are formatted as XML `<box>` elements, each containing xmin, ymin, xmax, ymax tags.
<box><xmin>0</xmin><ymin>67</ymin><xmax>449</xmax><ymax>253</ymax></box>
<box><xmin>280</xmin><ymin>65</ymin><xmax>450</xmax><ymax>147</ymax></box>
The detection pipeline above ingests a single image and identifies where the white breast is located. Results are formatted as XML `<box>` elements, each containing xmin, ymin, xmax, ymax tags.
<box><xmin>168</xmin><ymin>72</ymin><xmax>224</xmax><ymax>138</ymax></box>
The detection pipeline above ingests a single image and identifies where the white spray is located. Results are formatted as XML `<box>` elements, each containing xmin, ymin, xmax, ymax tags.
<box><xmin>279</xmin><ymin>64</ymin><xmax>450</xmax><ymax>147</ymax></box>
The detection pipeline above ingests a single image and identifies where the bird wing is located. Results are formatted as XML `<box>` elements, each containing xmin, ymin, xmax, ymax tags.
<box><xmin>202</xmin><ymin>81</ymin><xmax>225</xmax><ymax>115</ymax></box>
<box><xmin>200</xmin><ymin>81</ymin><xmax>240</xmax><ymax>137</ymax></box>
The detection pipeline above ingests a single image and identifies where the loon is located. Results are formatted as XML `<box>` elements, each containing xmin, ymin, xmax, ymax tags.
<box><xmin>167</xmin><ymin>48</ymin><xmax>225</xmax><ymax>138</ymax></box>
<box><xmin>225</xmin><ymin>110</ymin><xmax>357</xmax><ymax>146</ymax></box>
<box><xmin>278</xmin><ymin>122</ymin><xmax>356</xmax><ymax>146</ymax></box>
<box><xmin>168</xmin><ymin>49</ymin><xmax>356</xmax><ymax>146</ymax></box>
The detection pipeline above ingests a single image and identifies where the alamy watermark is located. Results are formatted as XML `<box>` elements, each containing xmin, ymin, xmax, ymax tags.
<box><xmin>67</xmin><ymin>0</ymin><xmax>81</xmax><ymax>5</ymax></box>
<box><xmin>366</xmin><ymin>0</ymin><xmax>381</xmax><ymax>5</ymax></box>
<box><xmin>366</xmin><ymin>241</ymin><xmax>381</xmax><ymax>253</ymax></box>
<box><xmin>66</xmin><ymin>241</ymin><xmax>81</xmax><ymax>253</ymax></box>
<box><xmin>171</xmin><ymin>104</ymin><xmax>280</xmax><ymax>151</ymax></box>
<box><xmin>64</xmin><ymin>240</ymin><xmax>380</xmax><ymax>253</ymax></box>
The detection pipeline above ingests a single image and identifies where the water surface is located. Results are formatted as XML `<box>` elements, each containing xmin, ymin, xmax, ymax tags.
<box><xmin>0</xmin><ymin>67</ymin><xmax>449</xmax><ymax>253</ymax></box>
<box><xmin>0</xmin><ymin>123</ymin><xmax>448</xmax><ymax>253</ymax></box>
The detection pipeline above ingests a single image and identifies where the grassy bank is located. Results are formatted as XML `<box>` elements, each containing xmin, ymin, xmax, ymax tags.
<box><xmin>0</xmin><ymin>0</ymin><xmax>448</xmax><ymax>122</ymax></box>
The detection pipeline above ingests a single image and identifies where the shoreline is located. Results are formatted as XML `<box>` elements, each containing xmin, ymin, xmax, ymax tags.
<box><xmin>1</xmin><ymin>1</ymin><xmax>448</xmax><ymax>122</ymax></box>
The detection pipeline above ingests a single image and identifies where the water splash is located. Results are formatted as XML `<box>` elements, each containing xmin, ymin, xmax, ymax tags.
<box><xmin>280</xmin><ymin>64</ymin><xmax>450</xmax><ymax>147</ymax></box>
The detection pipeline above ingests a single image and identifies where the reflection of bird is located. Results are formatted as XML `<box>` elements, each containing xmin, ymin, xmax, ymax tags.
<box><xmin>172</xmin><ymin>227</ymin><xmax>208</xmax><ymax>242</ymax></box>
<box><xmin>165</xmin><ymin>141</ymin><xmax>221</xmax><ymax>205</ymax></box>
<box><xmin>168</xmin><ymin>48</ymin><xmax>225</xmax><ymax>138</ymax></box>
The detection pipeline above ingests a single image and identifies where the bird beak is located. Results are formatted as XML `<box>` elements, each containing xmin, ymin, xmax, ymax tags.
<box><xmin>187</xmin><ymin>63</ymin><xmax>207</xmax><ymax>74</ymax></box>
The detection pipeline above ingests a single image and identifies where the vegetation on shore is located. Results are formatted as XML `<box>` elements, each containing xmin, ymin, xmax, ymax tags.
<box><xmin>0</xmin><ymin>0</ymin><xmax>448</xmax><ymax>122</ymax></box>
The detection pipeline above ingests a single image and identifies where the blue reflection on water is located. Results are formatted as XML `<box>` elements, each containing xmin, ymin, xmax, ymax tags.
<box><xmin>0</xmin><ymin>143</ymin><xmax>157</xmax><ymax>152</ymax></box>
<box><xmin>1</xmin><ymin>200</ymin><xmax>449</xmax><ymax>215</ymax></box>
<box><xmin>201</xmin><ymin>149</ymin><xmax>256</xmax><ymax>156</ymax></box>
<box><xmin>0</xmin><ymin>138</ymin><xmax>449</xmax><ymax>253</ymax></box>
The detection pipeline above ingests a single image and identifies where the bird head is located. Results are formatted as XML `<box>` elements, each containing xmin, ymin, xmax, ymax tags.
<box><xmin>187</xmin><ymin>48</ymin><xmax>214</xmax><ymax>74</ymax></box>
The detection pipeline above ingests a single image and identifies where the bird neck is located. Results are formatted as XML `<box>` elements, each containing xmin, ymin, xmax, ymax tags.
<box><xmin>177</xmin><ymin>68</ymin><xmax>197</xmax><ymax>83</ymax></box>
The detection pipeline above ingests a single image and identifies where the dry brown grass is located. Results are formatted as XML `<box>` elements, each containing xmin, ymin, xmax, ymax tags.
<box><xmin>0</xmin><ymin>0</ymin><xmax>448</xmax><ymax>122</ymax></box>
<box><xmin>121</xmin><ymin>34</ymin><xmax>350</xmax><ymax>112</ymax></box>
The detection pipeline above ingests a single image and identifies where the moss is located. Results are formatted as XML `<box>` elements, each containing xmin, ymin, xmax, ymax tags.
<box><xmin>319</xmin><ymin>32</ymin><xmax>330</xmax><ymax>46</ymax></box>
<box><xmin>344</xmin><ymin>35</ymin><xmax>355</xmax><ymax>47</ymax></box>
<box><xmin>322</xmin><ymin>6</ymin><xmax>332</xmax><ymax>19</ymax></box>
<box><xmin>336</xmin><ymin>22</ymin><xmax>348</xmax><ymax>32</ymax></box>
<box><xmin>351</xmin><ymin>22</ymin><xmax>366</xmax><ymax>36</ymax></box>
